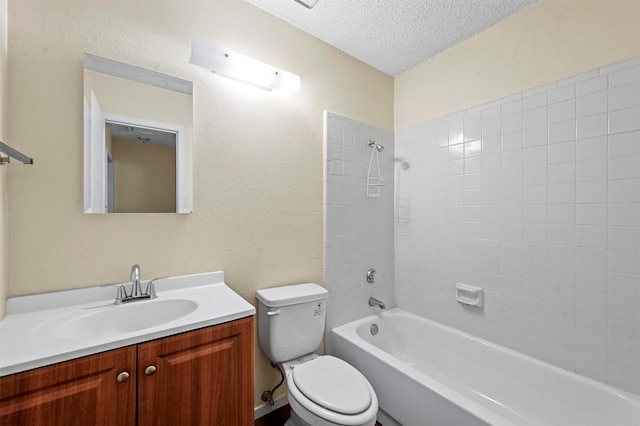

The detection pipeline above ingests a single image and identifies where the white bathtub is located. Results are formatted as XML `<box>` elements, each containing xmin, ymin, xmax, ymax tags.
<box><xmin>331</xmin><ymin>309</ymin><xmax>640</xmax><ymax>426</ymax></box>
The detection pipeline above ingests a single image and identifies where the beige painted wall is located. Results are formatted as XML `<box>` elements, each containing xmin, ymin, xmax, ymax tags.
<box><xmin>7</xmin><ymin>0</ymin><xmax>392</xmax><ymax>407</ymax></box>
<box><xmin>112</xmin><ymin>139</ymin><xmax>176</xmax><ymax>213</ymax></box>
<box><xmin>395</xmin><ymin>0</ymin><xmax>640</xmax><ymax>129</ymax></box>
<box><xmin>0</xmin><ymin>0</ymin><xmax>6</xmax><ymax>320</ymax></box>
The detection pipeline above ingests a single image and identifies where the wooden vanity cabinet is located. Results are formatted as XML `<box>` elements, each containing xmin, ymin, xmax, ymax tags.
<box><xmin>0</xmin><ymin>316</ymin><xmax>254</xmax><ymax>426</ymax></box>
<box><xmin>138</xmin><ymin>316</ymin><xmax>254</xmax><ymax>426</ymax></box>
<box><xmin>0</xmin><ymin>346</ymin><xmax>137</xmax><ymax>425</ymax></box>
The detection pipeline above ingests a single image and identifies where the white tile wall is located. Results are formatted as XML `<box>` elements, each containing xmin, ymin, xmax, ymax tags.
<box><xmin>323</xmin><ymin>112</ymin><xmax>395</xmax><ymax>352</ymax></box>
<box><xmin>395</xmin><ymin>56</ymin><xmax>640</xmax><ymax>395</ymax></box>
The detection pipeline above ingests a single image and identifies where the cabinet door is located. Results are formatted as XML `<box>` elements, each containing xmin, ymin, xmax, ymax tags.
<box><xmin>138</xmin><ymin>317</ymin><xmax>254</xmax><ymax>426</ymax></box>
<box><xmin>0</xmin><ymin>346</ymin><xmax>136</xmax><ymax>426</ymax></box>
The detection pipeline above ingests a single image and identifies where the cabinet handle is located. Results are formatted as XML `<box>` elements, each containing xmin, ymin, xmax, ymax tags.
<box><xmin>145</xmin><ymin>365</ymin><xmax>157</xmax><ymax>376</ymax></box>
<box><xmin>116</xmin><ymin>371</ymin><xmax>130</xmax><ymax>383</ymax></box>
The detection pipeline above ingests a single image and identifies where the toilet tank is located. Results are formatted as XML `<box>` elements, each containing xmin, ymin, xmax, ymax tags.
<box><xmin>256</xmin><ymin>283</ymin><xmax>328</xmax><ymax>363</ymax></box>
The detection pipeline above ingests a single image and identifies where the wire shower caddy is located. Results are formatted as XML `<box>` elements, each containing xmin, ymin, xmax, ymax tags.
<box><xmin>366</xmin><ymin>139</ymin><xmax>385</xmax><ymax>197</ymax></box>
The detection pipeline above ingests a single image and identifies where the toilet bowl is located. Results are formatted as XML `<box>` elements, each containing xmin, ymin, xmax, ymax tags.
<box><xmin>256</xmin><ymin>283</ymin><xmax>379</xmax><ymax>426</ymax></box>
<box><xmin>283</xmin><ymin>355</ymin><xmax>378</xmax><ymax>426</ymax></box>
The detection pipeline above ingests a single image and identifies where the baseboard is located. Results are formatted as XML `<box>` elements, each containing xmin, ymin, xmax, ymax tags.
<box><xmin>377</xmin><ymin>408</ymin><xmax>400</xmax><ymax>426</ymax></box>
<box><xmin>254</xmin><ymin>395</ymin><xmax>288</xmax><ymax>420</ymax></box>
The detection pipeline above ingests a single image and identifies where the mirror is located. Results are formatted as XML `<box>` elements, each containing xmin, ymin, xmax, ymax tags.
<box><xmin>83</xmin><ymin>54</ymin><xmax>193</xmax><ymax>213</ymax></box>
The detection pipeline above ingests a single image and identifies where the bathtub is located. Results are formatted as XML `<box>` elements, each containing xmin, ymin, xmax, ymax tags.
<box><xmin>331</xmin><ymin>309</ymin><xmax>640</xmax><ymax>426</ymax></box>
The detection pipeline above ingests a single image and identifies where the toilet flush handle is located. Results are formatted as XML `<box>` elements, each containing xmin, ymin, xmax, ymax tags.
<box><xmin>267</xmin><ymin>309</ymin><xmax>280</xmax><ymax>316</ymax></box>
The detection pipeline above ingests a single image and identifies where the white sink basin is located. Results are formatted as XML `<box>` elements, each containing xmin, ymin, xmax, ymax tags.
<box><xmin>0</xmin><ymin>271</ymin><xmax>256</xmax><ymax>377</ymax></box>
<box><xmin>48</xmin><ymin>299</ymin><xmax>199</xmax><ymax>339</ymax></box>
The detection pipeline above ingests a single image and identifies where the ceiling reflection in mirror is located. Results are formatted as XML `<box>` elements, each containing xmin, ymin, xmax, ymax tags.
<box><xmin>83</xmin><ymin>54</ymin><xmax>193</xmax><ymax>214</ymax></box>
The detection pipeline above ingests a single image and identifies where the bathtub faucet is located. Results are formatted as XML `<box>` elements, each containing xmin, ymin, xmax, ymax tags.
<box><xmin>368</xmin><ymin>297</ymin><xmax>386</xmax><ymax>309</ymax></box>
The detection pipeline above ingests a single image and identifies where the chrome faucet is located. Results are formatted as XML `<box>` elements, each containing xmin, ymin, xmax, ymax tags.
<box><xmin>114</xmin><ymin>264</ymin><xmax>157</xmax><ymax>304</ymax></box>
<box><xmin>130</xmin><ymin>264</ymin><xmax>142</xmax><ymax>297</ymax></box>
<box><xmin>368</xmin><ymin>297</ymin><xmax>386</xmax><ymax>309</ymax></box>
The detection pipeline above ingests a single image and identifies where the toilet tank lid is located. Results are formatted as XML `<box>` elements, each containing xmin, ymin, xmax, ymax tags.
<box><xmin>256</xmin><ymin>283</ymin><xmax>328</xmax><ymax>307</ymax></box>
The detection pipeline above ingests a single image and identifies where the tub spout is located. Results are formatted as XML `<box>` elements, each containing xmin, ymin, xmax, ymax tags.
<box><xmin>368</xmin><ymin>297</ymin><xmax>386</xmax><ymax>309</ymax></box>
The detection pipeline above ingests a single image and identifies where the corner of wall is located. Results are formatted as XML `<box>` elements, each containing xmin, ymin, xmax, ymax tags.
<box><xmin>0</xmin><ymin>168</ymin><xmax>7</xmax><ymax>321</ymax></box>
<box><xmin>394</xmin><ymin>0</ymin><xmax>640</xmax><ymax>129</ymax></box>
<box><xmin>0</xmin><ymin>0</ymin><xmax>8</xmax><ymax>320</ymax></box>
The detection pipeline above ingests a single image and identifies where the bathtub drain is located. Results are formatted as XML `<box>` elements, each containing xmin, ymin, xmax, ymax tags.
<box><xmin>370</xmin><ymin>323</ymin><xmax>379</xmax><ymax>335</ymax></box>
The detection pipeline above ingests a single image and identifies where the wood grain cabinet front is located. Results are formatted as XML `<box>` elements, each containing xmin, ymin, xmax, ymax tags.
<box><xmin>138</xmin><ymin>316</ymin><xmax>254</xmax><ymax>426</ymax></box>
<box><xmin>0</xmin><ymin>316</ymin><xmax>254</xmax><ymax>426</ymax></box>
<box><xmin>0</xmin><ymin>346</ymin><xmax>137</xmax><ymax>426</ymax></box>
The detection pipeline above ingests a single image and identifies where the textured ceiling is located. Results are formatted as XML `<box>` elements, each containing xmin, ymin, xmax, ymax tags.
<box><xmin>245</xmin><ymin>0</ymin><xmax>538</xmax><ymax>76</ymax></box>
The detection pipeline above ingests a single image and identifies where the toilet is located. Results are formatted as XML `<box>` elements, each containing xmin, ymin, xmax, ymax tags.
<box><xmin>256</xmin><ymin>283</ymin><xmax>378</xmax><ymax>426</ymax></box>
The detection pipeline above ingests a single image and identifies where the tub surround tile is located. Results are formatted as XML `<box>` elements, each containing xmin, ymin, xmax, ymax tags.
<box><xmin>395</xmin><ymin>56</ymin><xmax>640</xmax><ymax>395</ymax></box>
<box><xmin>323</xmin><ymin>112</ymin><xmax>395</xmax><ymax>352</ymax></box>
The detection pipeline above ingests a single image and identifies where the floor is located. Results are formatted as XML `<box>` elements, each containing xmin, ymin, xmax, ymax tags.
<box><xmin>254</xmin><ymin>405</ymin><xmax>291</xmax><ymax>426</ymax></box>
<box><xmin>254</xmin><ymin>404</ymin><xmax>383</xmax><ymax>426</ymax></box>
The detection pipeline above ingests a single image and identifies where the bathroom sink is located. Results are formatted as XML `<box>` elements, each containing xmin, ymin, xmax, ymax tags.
<box><xmin>50</xmin><ymin>299</ymin><xmax>199</xmax><ymax>339</ymax></box>
<box><xmin>1</xmin><ymin>271</ymin><xmax>256</xmax><ymax>377</ymax></box>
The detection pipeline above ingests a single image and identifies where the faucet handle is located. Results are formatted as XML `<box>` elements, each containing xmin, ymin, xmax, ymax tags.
<box><xmin>145</xmin><ymin>280</ymin><xmax>157</xmax><ymax>299</ymax></box>
<box><xmin>366</xmin><ymin>269</ymin><xmax>380</xmax><ymax>284</ymax></box>
<box><xmin>115</xmin><ymin>284</ymin><xmax>128</xmax><ymax>304</ymax></box>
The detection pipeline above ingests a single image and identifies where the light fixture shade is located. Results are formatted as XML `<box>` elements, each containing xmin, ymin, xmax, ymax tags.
<box><xmin>189</xmin><ymin>37</ymin><xmax>300</xmax><ymax>94</ymax></box>
<box><xmin>295</xmin><ymin>0</ymin><xmax>320</xmax><ymax>8</ymax></box>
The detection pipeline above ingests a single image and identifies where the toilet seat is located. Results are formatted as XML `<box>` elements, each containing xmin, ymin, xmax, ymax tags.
<box><xmin>292</xmin><ymin>356</ymin><xmax>372</xmax><ymax>415</ymax></box>
<box><xmin>286</xmin><ymin>355</ymin><xmax>378</xmax><ymax>426</ymax></box>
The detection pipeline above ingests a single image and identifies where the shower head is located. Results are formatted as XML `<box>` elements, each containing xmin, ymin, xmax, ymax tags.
<box><xmin>368</xmin><ymin>139</ymin><xmax>384</xmax><ymax>152</ymax></box>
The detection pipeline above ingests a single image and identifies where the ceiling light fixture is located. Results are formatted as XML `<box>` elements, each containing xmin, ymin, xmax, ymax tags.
<box><xmin>294</xmin><ymin>0</ymin><xmax>320</xmax><ymax>8</ymax></box>
<box><xmin>189</xmin><ymin>37</ymin><xmax>300</xmax><ymax>94</ymax></box>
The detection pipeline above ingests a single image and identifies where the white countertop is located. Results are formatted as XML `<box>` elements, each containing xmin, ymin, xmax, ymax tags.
<box><xmin>0</xmin><ymin>271</ymin><xmax>255</xmax><ymax>377</ymax></box>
